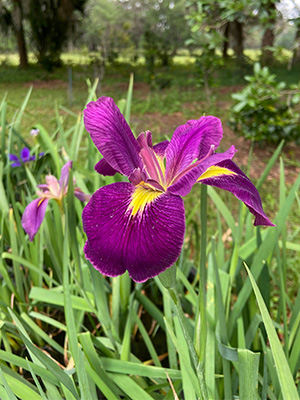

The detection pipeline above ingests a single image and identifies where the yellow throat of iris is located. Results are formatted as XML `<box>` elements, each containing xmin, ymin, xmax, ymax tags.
<box><xmin>129</xmin><ymin>184</ymin><xmax>163</xmax><ymax>216</ymax></box>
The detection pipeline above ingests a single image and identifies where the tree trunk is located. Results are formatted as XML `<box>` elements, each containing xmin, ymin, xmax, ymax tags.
<box><xmin>12</xmin><ymin>0</ymin><xmax>28</xmax><ymax>68</ymax></box>
<box><xmin>231</xmin><ymin>20</ymin><xmax>244</xmax><ymax>61</ymax></box>
<box><xmin>292</xmin><ymin>24</ymin><xmax>300</xmax><ymax>67</ymax></box>
<box><xmin>222</xmin><ymin>22</ymin><xmax>230</xmax><ymax>59</ymax></box>
<box><xmin>260</xmin><ymin>1</ymin><xmax>276</xmax><ymax>65</ymax></box>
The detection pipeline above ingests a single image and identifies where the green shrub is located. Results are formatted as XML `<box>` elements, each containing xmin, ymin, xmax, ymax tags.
<box><xmin>229</xmin><ymin>63</ymin><xmax>300</xmax><ymax>144</ymax></box>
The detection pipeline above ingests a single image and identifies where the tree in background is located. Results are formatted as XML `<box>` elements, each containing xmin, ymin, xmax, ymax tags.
<box><xmin>259</xmin><ymin>0</ymin><xmax>279</xmax><ymax>65</ymax></box>
<box><xmin>28</xmin><ymin>0</ymin><xmax>86</xmax><ymax>70</ymax></box>
<box><xmin>142</xmin><ymin>0</ymin><xmax>189</xmax><ymax>68</ymax></box>
<box><xmin>0</xmin><ymin>0</ymin><xmax>28</xmax><ymax>68</ymax></box>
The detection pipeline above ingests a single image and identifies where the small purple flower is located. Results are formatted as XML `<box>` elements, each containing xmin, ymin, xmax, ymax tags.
<box><xmin>22</xmin><ymin>161</ymin><xmax>90</xmax><ymax>241</ymax></box>
<box><xmin>9</xmin><ymin>147</ymin><xmax>43</xmax><ymax>167</ymax></box>
<box><xmin>82</xmin><ymin>97</ymin><xmax>275</xmax><ymax>283</ymax></box>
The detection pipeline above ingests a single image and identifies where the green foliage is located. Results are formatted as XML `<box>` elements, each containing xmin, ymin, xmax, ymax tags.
<box><xmin>27</xmin><ymin>0</ymin><xmax>86</xmax><ymax>70</ymax></box>
<box><xmin>229</xmin><ymin>63</ymin><xmax>300</xmax><ymax>143</ymax></box>
<box><xmin>0</xmin><ymin>82</ymin><xmax>300</xmax><ymax>399</ymax></box>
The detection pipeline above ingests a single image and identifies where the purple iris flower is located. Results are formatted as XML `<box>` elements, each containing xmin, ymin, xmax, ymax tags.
<box><xmin>9</xmin><ymin>147</ymin><xmax>44</xmax><ymax>167</ymax></box>
<box><xmin>22</xmin><ymin>161</ymin><xmax>90</xmax><ymax>241</ymax></box>
<box><xmin>82</xmin><ymin>97</ymin><xmax>274</xmax><ymax>283</ymax></box>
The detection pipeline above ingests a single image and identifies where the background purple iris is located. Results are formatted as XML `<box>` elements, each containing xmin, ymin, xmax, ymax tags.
<box><xmin>9</xmin><ymin>147</ymin><xmax>44</xmax><ymax>167</ymax></box>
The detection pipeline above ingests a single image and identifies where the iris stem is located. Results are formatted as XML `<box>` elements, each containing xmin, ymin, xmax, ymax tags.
<box><xmin>167</xmin><ymin>286</ymin><xmax>209</xmax><ymax>400</ymax></box>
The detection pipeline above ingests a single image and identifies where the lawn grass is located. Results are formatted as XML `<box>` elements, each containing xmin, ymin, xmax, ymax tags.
<box><xmin>1</xmin><ymin>50</ymin><xmax>299</xmax><ymax>135</ymax></box>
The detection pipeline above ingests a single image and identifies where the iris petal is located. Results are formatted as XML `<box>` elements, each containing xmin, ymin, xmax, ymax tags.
<box><xmin>165</xmin><ymin>116</ymin><xmax>223</xmax><ymax>182</ymax></box>
<box><xmin>153</xmin><ymin>140</ymin><xmax>169</xmax><ymax>157</ymax></box>
<box><xmin>9</xmin><ymin>154</ymin><xmax>19</xmax><ymax>162</ymax></box>
<box><xmin>59</xmin><ymin>161</ymin><xmax>73</xmax><ymax>194</ymax></box>
<box><xmin>84</xmin><ymin>97</ymin><xmax>142</xmax><ymax>177</ymax></box>
<box><xmin>95</xmin><ymin>159</ymin><xmax>118</xmax><ymax>176</ymax></box>
<box><xmin>168</xmin><ymin>146</ymin><xmax>236</xmax><ymax>197</ymax></box>
<box><xmin>199</xmin><ymin>160</ymin><xmax>275</xmax><ymax>226</ymax></box>
<box><xmin>82</xmin><ymin>182</ymin><xmax>185</xmax><ymax>282</ymax></box>
<box><xmin>21</xmin><ymin>147</ymin><xmax>31</xmax><ymax>162</ymax></box>
<box><xmin>22</xmin><ymin>197</ymin><xmax>49</xmax><ymax>241</ymax></box>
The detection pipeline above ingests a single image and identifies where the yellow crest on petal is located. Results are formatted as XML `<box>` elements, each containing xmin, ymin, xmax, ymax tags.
<box><xmin>129</xmin><ymin>185</ymin><xmax>162</xmax><ymax>216</ymax></box>
<box><xmin>197</xmin><ymin>166</ymin><xmax>236</xmax><ymax>181</ymax></box>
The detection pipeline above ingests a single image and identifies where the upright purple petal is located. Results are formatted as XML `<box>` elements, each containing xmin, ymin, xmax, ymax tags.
<box><xmin>83</xmin><ymin>182</ymin><xmax>185</xmax><ymax>282</ymax></box>
<box><xmin>198</xmin><ymin>160</ymin><xmax>275</xmax><ymax>226</ymax></box>
<box><xmin>168</xmin><ymin>146</ymin><xmax>236</xmax><ymax>197</ymax></box>
<box><xmin>153</xmin><ymin>140</ymin><xmax>169</xmax><ymax>157</ymax></box>
<box><xmin>165</xmin><ymin>117</ymin><xmax>223</xmax><ymax>182</ymax></box>
<box><xmin>84</xmin><ymin>97</ymin><xmax>142</xmax><ymax>177</ymax></box>
<box><xmin>22</xmin><ymin>197</ymin><xmax>49</xmax><ymax>241</ymax></box>
<box><xmin>59</xmin><ymin>161</ymin><xmax>73</xmax><ymax>194</ymax></box>
<box><xmin>95</xmin><ymin>159</ymin><xmax>118</xmax><ymax>176</ymax></box>
<box><xmin>21</xmin><ymin>147</ymin><xmax>31</xmax><ymax>163</ymax></box>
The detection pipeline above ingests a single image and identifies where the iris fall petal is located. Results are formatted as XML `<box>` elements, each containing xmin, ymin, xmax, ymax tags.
<box><xmin>198</xmin><ymin>159</ymin><xmax>275</xmax><ymax>226</ymax></box>
<box><xmin>22</xmin><ymin>197</ymin><xmax>49</xmax><ymax>241</ymax></box>
<box><xmin>82</xmin><ymin>182</ymin><xmax>185</xmax><ymax>282</ymax></box>
<box><xmin>168</xmin><ymin>146</ymin><xmax>236</xmax><ymax>197</ymax></box>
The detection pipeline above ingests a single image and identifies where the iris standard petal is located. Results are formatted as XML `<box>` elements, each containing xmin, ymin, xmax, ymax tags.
<box><xmin>59</xmin><ymin>161</ymin><xmax>73</xmax><ymax>194</ymax></box>
<box><xmin>153</xmin><ymin>140</ymin><xmax>169</xmax><ymax>157</ymax></box>
<box><xmin>20</xmin><ymin>147</ymin><xmax>30</xmax><ymax>163</ymax></box>
<box><xmin>84</xmin><ymin>97</ymin><xmax>142</xmax><ymax>177</ymax></box>
<box><xmin>168</xmin><ymin>146</ymin><xmax>236</xmax><ymax>197</ymax></box>
<box><xmin>21</xmin><ymin>147</ymin><xmax>31</xmax><ymax>162</ymax></box>
<box><xmin>165</xmin><ymin>116</ymin><xmax>223</xmax><ymax>181</ymax></box>
<box><xmin>82</xmin><ymin>182</ymin><xmax>185</xmax><ymax>282</ymax></box>
<box><xmin>22</xmin><ymin>197</ymin><xmax>49</xmax><ymax>241</ymax></box>
<box><xmin>198</xmin><ymin>160</ymin><xmax>275</xmax><ymax>226</ymax></box>
<box><xmin>95</xmin><ymin>158</ymin><xmax>118</xmax><ymax>176</ymax></box>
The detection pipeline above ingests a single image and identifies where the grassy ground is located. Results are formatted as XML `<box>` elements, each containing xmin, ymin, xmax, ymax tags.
<box><xmin>1</xmin><ymin>51</ymin><xmax>300</xmax><ymax>397</ymax></box>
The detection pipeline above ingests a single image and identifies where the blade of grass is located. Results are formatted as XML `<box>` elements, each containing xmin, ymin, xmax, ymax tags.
<box><xmin>229</xmin><ymin>172</ymin><xmax>300</xmax><ymax>338</ymax></box>
<box><xmin>245</xmin><ymin>264</ymin><xmax>298</xmax><ymax>399</ymax></box>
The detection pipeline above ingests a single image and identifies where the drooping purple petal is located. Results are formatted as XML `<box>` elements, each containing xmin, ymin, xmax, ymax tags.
<box><xmin>95</xmin><ymin>159</ymin><xmax>118</xmax><ymax>176</ymax></box>
<box><xmin>83</xmin><ymin>182</ymin><xmax>185</xmax><ymax>282</ymax></box>
<box><xmin>168</xmin><ymin>146</ymin><xmax>236</xmax><ymax>197</ymax></box>
<box><xmin>9</xmin><ymin>154</ymin><xmax>19</xmax><ymax>162</ymax></box>
<box><xmin>198</xmin><ymin>159</ymin><xmax>275</xmax><ymax>226</ymax></box>
<box><xmin>20</xmin><ymin>147</ymin><xmax>31</xmax><ymax>162</ymax></box>
<box><xmin>22</xmin><ymin>197</ymin><xmax>49</xmax><ymax>241</ymax></box>
<box><xmin>9</xmin><ymin>154</ymin><xmax>21</xmax><ymax>167</ymax></box>
<box><xmin>59</xmin><ymin>161</ymin><xmax>73</xmax><ymax>194</ymax></box>
<box><xmin>84</xmin><ymin>97</ymin><xmax>142</xmax><ymax>177</ymax></box>
<box><xmin>74</xmin><ymin>188</ymin><xmax>91</xmax><ymax>202</ymax></box>
<box><xmin>165</xmin><ymin>117</ymin><xmax>223</xmax><ymax>182</ymax></box>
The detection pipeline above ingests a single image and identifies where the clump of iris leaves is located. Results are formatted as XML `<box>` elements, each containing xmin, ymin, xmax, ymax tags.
<box><xmin>0</xmin><ymin>79</ymin><xmax>300</xmax><ymax>400</ymax></box>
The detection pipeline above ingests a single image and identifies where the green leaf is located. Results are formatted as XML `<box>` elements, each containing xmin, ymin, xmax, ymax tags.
<box><xmin>238</xmin><ymin>349</ymin><xmax>260</xmax><ymax>400</ymax></box>
<box><xmin>245</xmin><ymin>264</ymin><xmax>298</xmax><ymax>400</ymax></box>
